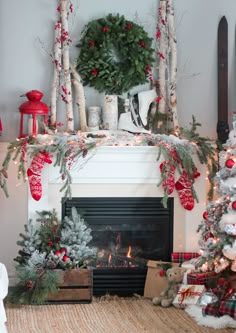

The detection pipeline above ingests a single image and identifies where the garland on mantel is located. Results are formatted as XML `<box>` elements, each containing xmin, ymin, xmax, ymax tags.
<box><xmin>0</xmin><ymin>119</ymin><xmax>217</xmax><ymax>209</ymax></box>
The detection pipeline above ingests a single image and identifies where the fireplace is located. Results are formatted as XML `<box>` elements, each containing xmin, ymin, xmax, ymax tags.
<box><xmin>62</xmin><ymin>196</ymin><xmax>174</xmax><ymax>296</ymax></box>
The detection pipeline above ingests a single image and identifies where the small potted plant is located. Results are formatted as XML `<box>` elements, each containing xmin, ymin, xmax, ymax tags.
<box><xmin>8</xmin><ymin>207</ymin><xmax>97</xmax><ymax>304</ymax></box>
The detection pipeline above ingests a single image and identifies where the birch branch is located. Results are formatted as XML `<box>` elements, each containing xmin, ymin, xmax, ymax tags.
<box><xmin>60</xmin><ymin>0</ymin><xmax>74</xmax><ymax>132</ymax></box>
<box><xmin>70</xmin><ymin>64</ymin><xmax>88</xmax><ymax>132</ymax></box>
<box><xmin>50</xmin><ymin>20</ymin><xmax>62</xmax><ymax>128</ymax></box>
<box><xmin>167</xmin><ymin>0</ymin><xmax>179</xmax><ymax>131</ymax></box>
<box><xmin>157</xmin><ymin>0</ymin><xmax>168</xmax><ymax>115</ymax></box>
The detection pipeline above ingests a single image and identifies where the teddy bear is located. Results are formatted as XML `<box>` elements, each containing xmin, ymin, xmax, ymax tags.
<box><xmin>152</xmin><ymin>266</ymin><xmax>186</xmax><ymax>307</ymax></box>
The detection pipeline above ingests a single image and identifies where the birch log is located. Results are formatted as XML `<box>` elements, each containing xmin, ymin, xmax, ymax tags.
<box><xmin>167</xmin><ymin>0</ymin><xmax>179</xmax><ymax>132</ymax></box>
<box><xmin>60</xmin><ymin>0</ymin><xmax>74</xmax><ymax>131</ymax></box>
<box><xmin>70</xmin><ymin>64</ymin><xmax>88</xmax><ymax>132</ymax></box>
<box><xmin>50</xmin><ymin>20</ymin><xmax>62</xmax><ymax>128</ymax></box>
<box><xmin>157</xmin><ymin>0</ymin><xmax>168</xmax><ymax>115</ymax></box>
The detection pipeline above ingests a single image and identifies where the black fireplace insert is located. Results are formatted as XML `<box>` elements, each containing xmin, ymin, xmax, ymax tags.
<box><xmin>62</xmin><ymin>197</ymin><xmax>174</xmax><ymax>296</ymax></box>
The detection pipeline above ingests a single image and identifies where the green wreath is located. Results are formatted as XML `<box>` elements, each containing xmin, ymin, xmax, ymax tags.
<box><xmin>76</xmin><ymin>14</ymin><xmax>154</xmax><ymax>95</ymax></box>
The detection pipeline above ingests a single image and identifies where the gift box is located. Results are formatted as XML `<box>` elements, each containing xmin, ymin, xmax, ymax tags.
<box><xmin>173</xmin><ymin>284</ymin><xmax>205</xmax><ymax>309</ymax></box>
<box><xmin>187</xmin><ymin>271</ymin><xmax>219</xmax><ymax>288</ymax></box>
<box><xmin>171</xmin><ymin>252</ymin><xmax>200</xmax><ymax>264</ymax></box>
<box><xmin>143</xmin><ymin>260</ymin><xmax>178</xmax><ymax>298</ymax></box>
<box><xmin>219</xmin><ymin>300</ymin><xmax>236</xmax><ymax>319</ymax></box>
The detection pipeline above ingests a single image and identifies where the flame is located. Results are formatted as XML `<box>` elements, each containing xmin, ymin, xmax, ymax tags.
<box><xmin>126</xmin><ymin>246</ymin><xmax>132</xmax><ymax>258</ymax></box>
<box><xmin>108</xmin><ymin>253</ymin><xmax>112</xmax><ymax>263</ymax></box>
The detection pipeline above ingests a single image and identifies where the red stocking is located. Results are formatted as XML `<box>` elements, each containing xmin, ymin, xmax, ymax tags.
<box><xmin>160</xmin><ymin>161</ymin><xmax>176</xmax><ymax>195</ymax></box>
<box><xmin>175</xmin><ymin>169</ymin><xmax>200</xmax><ymax>211</ymax></box>
<box><xmin>27</xmin><ymin>151</ymin><xmax>52</xmax><ymax>201</ymax></box>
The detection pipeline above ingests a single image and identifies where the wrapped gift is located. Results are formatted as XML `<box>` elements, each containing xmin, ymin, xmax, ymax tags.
<box><xmin>219</xmin><ymin>300</ymin><xmax>236</xmax><ymax>319</ymax></box>
<box><xmin>143</xmin><ymin>260</ymin><xmax>178</xmax><ymax>298</ymax></box>
<box><xmin>173</xmin><ymin>284</ymin><xmax>205</xmax><ymax>309</ymax></box>
<box><xmin>171</xmin><ymin>252</ymin><xmax>200</xmax><ymax>264</ymax></box>
<box><xmin>187</xmin><ymin>271</ymin><xmax>220</xmax><ymax>288</ymax></box>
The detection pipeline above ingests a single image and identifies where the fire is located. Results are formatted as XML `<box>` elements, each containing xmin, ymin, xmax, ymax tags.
<box><xmin>126</xmin><ymin>246</ymin><xmax>132</xmax><ymax>258</ymax></box>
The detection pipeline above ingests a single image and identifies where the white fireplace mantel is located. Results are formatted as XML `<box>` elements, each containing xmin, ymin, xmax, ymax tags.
<box><xmin>28</xmin><ymin>145</ymin><xmax>207</xmax><ymax>253</ymax></box>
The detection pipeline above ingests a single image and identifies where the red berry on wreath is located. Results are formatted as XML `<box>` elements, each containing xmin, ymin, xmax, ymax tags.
<box><xmin>232</xmin><ymin>201</ymin><xmax>236</xmax><ymax>210</ymax></box>
<box><xmin>203</xmin><ymin>211</ymin><xmax>209</xmax><ymax>220</ymax></box>
<box><xmin>225</xmin><ymin>158</ymin><xmax>235</xmax><ymax>168</ymax></box>
<box><xmin>60</xmin><ymin>248</ymin><xmax>67</xmax><ymax>254</ymax></box>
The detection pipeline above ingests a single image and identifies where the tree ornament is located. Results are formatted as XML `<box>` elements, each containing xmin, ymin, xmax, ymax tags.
<box><xmin>27</xmin><ymin>151</ymin><xmax>52</xmax><ymax>201</ymax></box>
<box><xmin>62</xmin><ymin>255</ymin><xmax>70</xmax><ymax>262</ymax></box>
<box><xmin>203</xmin><ymin>211</ymin><xmax>209</xmax><ymax>220</ymax></box>
<box><xmin>232</xmin><ymin>201</ymin><xmax>236</xmax><ymax>210</ymax></box>
<box><xmin>225</xmin><ymin>158</ymin><xmax>235</xmax><ymax>168</ymax></box>
<box><xmin>25</xmin><ymin>280</ymin><xmax>35</xmax><ymax>290</ymax></box>
<box><xmin>76</xmin><ymin>14</ymin><xmax>154</xmax><ymax>95</ymax></box>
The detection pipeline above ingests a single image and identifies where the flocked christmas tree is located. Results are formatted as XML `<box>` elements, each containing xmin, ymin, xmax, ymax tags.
<box><xmin>9</xmin><ymin>207</ymin><xmax>97</xmax><ymax>304</ymax></box>
<box><xmin>196</xmin><ymin>119</ymin><xmax>236</xmax><ymax>279</ymax></box>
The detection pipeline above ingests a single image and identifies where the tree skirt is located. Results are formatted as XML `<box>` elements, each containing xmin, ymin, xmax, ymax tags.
<box><xmin>185</xmin><ymin>305</ymin><xmax>236</xmax><ymax>330</ymax></box>
<box><xmin>5</xmin><ymin>299</ymin><xmax>235</xmax><ymax>333</ymax></box>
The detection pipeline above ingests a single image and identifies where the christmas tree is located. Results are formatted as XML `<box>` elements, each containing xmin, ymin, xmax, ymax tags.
<box><xmin>9</xmin><ymin>207</ymin><xmax>97</xmax><ymax>304</ymax></box>
<box><xmin>196</xmin><ymin>124</ymin><xmax>236</xmax><ymax>280</ymax></box>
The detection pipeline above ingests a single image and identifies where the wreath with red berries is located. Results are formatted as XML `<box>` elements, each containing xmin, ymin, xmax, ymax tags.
<box><xmin>76</xmin><ymin>14</ymin><xmax>154</xmax><ymax>95</ymax></box>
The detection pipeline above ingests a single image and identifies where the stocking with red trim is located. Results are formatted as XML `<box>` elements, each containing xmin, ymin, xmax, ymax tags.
<box><xmin>175</xmin><ymin>169</ymin><xmax>200</xmax><ymax>211</ymax></box>
<box><xmin>27</xmin><ymin>151</ymin><xmax>52</xmax><ymax>201</ymax></box>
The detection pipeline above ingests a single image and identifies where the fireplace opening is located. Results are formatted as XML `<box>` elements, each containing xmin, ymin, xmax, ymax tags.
<box><xmin>62</xmin><ymin>197</ymin><xmax>174</xmax><ymax>296</ymax></box>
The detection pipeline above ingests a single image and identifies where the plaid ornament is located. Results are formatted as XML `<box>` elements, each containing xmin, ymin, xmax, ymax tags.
<box><xmin>171</xmin><ymin>252</ymin><xmax>200</xmax><ymax>264</ymax></box>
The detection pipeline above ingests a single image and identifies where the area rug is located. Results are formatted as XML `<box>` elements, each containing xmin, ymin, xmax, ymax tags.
<box><xmin>5</xmin><ymin>298</ymin><xmax>236</xmax><ymax>333</ymax></box>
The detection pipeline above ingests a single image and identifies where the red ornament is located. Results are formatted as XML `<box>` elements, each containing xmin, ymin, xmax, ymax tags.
<box><xmin>60</xmin><ymin>248</ymin><xmax>67</xmax><ymax>254</ymax></box>
<box><xmin>89</xmin><ymin>41</ymin><xmax>95</xmax><ymax>47</ymax></box>
<box><xmin>54</xmin><ymin>251</ymin><xmax>61</xmax><ymax>257</ymax></box>
<box><xmin>225</xmin><ymin>158</ymin><xmax>235</xmax><ymax>169</ymax></box>
<box><xmin>203</xmin><ymin>211</ymin><xmax>209</xmax><ymax>220</ymax></box>
<box><xmin>159</xmin><ymin>269</ymin><xmax>165</xmax><ymax>277</ymax></box>
<box><xmin>102</xmin><ymin>26</ymin><xmax>108</xmax><ymax>32</ymax></box>
<box><xmin>62</xmin><ymin>255</ymin><xmax>70</xmax><ymax>262</ymax></box>
<box><xmin>232</xmin><ymin>201</ymin><xmax>236</xmax><ymax>210</ymax></box>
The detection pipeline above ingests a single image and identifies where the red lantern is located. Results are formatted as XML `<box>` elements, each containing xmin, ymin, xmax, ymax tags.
<box><xmin>19</xmin><ymin>90</ymin><xmax>49</xmax><ymax>138</ymax></box>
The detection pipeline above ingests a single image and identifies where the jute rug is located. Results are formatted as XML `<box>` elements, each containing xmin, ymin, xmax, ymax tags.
<box><xmin>5</xmin><ymin>298</ymin><xmax>235</xmax><ymax>333</ymax></box>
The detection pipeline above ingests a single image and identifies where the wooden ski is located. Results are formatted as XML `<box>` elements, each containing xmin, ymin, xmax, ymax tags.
<box><xmin>217</xmin><ymin>16</ymin><xmax>229</xmax><ymax>144</ymax></box>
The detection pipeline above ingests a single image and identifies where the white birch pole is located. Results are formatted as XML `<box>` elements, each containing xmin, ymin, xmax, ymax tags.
<box><xmin>167</xmin><ymin>0</ymin><xmax>179</xmax><ymax>132</ymax></box>
<box><xmin>70</xmin><ymin>64</ymin><xmax>88</xmax><ymax>132</ymax></box>
<box><xmin>60</xmin><ymin>0</ymin><xmax>74</xmax><ymax>131</ymax></box>
<box><xmin>50</xmin><ymin>20</ymin><xmax>62</xmax><ymax>128</ymax></box>
<box><xmin>157</xmin><ymin>0</ymin><xmax>168</xmax><ymax>115</ymax></box>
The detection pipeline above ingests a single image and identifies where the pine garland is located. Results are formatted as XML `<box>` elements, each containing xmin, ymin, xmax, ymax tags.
<box><xmin>76</xmin><ymin>13</ymin><xmax>154</xmax><ymax>95</ymax></box>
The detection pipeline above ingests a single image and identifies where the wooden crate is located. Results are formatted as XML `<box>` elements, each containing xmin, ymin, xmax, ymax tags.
<box><xmin>47</xmin><ymin>269</ymin><xmax>93</xmax><ymax>304</ymax></box>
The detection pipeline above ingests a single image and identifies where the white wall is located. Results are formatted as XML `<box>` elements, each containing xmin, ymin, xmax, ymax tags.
<box><xmin>1</xmin><ymin>0</ymin><xmax>236</xmax><ymax>142</ymax></box>
<box><xmin>1</xmin><ymin>0</ymin><xmax>236</xmax><ymax>279</ymax></box>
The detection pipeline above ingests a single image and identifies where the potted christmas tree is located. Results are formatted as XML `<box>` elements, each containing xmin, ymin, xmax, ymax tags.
<box><xmin>8</xmin><ymin>207</ymin><xmax>97</xmax><ymax>304</ymax></box>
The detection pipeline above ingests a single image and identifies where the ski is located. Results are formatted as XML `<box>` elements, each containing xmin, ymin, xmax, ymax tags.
<box><xmin>217</xmin><ymin>16</ymin><xmax>229</xmax><ymax>145</ymax></box>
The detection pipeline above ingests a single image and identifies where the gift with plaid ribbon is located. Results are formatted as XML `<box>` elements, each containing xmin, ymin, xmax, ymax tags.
<box><xmin>171</xmin><ymin>252</ymin><xmax>200</xmax><ymax>264</ymax></box>
<box><xmin>187</xmin><ymin>271</ymin><xmax>220</xmax><ymax>288</ymax></box>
